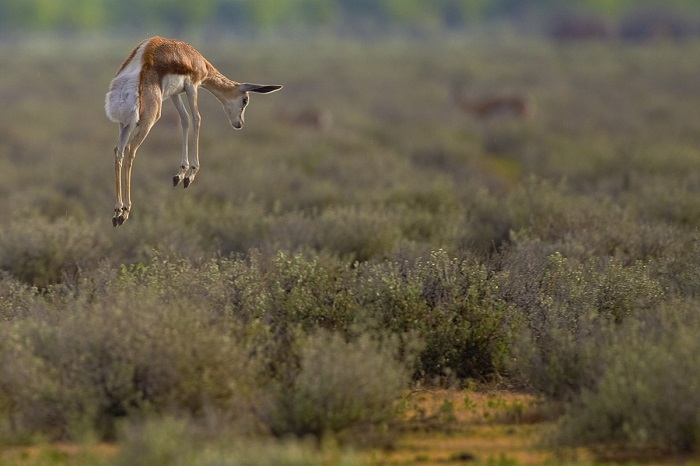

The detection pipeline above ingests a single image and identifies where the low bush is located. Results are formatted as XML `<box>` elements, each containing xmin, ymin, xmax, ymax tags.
<box><xmin>0</xmin><ymin>272</ymin><xmax>45</xmax><ymax>320</ymax></box>
<box><xmin>313</xmin><ymin>206</ymin><xmax>403</xmax><ymax>261</ymax></box>
<box><xmin>502</xmin><ymin>244</ymin><xmax>663</xmax><ymax>399</ymax></box>
<box><xmin>360</xmin><ymin>249</ymin><xmax>515</xmax><ymax>380</ymax></box>
<box><xmin>262</xmin><ymin>331</ymin><xmax>409</xmax><ymax>439</ymax></box>
<box><xmin>113</xmin><ymin>416</ymin><xmax>363</xmax><ymax>466</ymax></box>
<box><xmin>260</xmin><ymin>252</ymin><xmax>357</xmax><ymax>335</ymax></box>
<box><xmin>0</xmin><ymin>248</ymin><xmax>528</xmax><ymax>441</ymax></box>
<box><xmin>655</xmin><ymin>231</ymin><xmax>700</xmax><ymax>299</ymax></box>
<box><xmin>556</xmin><ymin>302</ymin><xmax>700</xmax><ymax>453</ymax></box>
<box><xmin>0</xmin><ymin>217</ymin><xmax>110</xmax><ymax>289</ymax></box>
<box><xmin>0</xmin><ymin>284</ymin><xmax>262</xmax><ymax>441</ymax></box>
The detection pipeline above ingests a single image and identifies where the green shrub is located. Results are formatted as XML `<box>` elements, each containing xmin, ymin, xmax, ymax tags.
<box><xmin>112</xmin><ymin>417</ymin><xmax>193</xmax><ymax>466</ymax></box>
<box><xmin>312</xmin><ymin>206</ymin><xmax>403</xmax><ymax>261</ymax></box>
<box><xmin>263</xmin><ymin>331</ymin><xmax>409</xmax><ymax>439</ymax></box>
<box><xmin>503</xmin><ymin>246</ymin><xmax>663</xmax><ymax>399</ymax></box>
<box><xmin>413</xmin><ymin>250</ymin><xmax>515</xmax><ymax>379</ymax></box>
<box><xmin>358</xmin><ymin>249</ymin><xmax>515</xmax><ymax>380</ymax></box>
<box><xmin>557</xmin><ymin>302</ymin><xmax>700</xmax><ymax>453</ymax></box>
<box><xmin>486</xmin><ymin>177</ymin><xmax>681</xmax><ymax>264</ymax></box>
<box><xmin>177</xmin><ymin>195</ymin><xmax>269</xmax><ymax>256</ymax></box>
<box><xmin>214</xmin><ymin>253</ymin><xmax>406</xmax><ymax>365</ymax></box>
<box><xmin>0</xmin><ymin>272</ymin><xmax>45</xmax><ymax>320</ymax></box>
<box><xmin>114</xmin><ymin>417</ymin><xmax>364</xmax><ymax>466</ymax></box>
<box><xmin>655</xmin><ymin>231</ymin><xmax>700</xmax><ymax>299</ymax></box>
<box><xmin>0</xmin><ymin>286</ymin><xmax>261</xmax><ymax>441</ymax></box>
<box><xmin>0</xmin><ymin>217</ymin><xmax>109</xmax><ymax>289</ymax></box>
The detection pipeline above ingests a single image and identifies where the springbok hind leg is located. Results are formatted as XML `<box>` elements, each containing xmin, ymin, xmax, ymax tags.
<box><xmin>113</xmin><ymin>123</ymin><xmax>132</xmax><ymax>227</ymax></box>
<box><xmin>117</xmin><ymin>122</ymin><xmax>157</xmax><ymax>226</ymax></box>
<box><xmin>183</xmin><ymin>82</ymin><xmax>201</xmax><ymax>188</ymax></box>
<box><xmin>113</xmin><ymin>146</ymin><xmax>124</xmax><ymax>227</ymax></box>
<box><xmin>115</xmin><ymin>90</ymin><xmax>161</xmax><ymax>227</ymax></box>
<box><xmin>170</xmin><ymin>94</ymin><xmax>190</xmax><ymax>187</ymax></box>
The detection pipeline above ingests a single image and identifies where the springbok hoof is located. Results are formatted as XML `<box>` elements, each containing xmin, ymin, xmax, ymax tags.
<box><xmin>173</xmin><ymin>175</ymin><xmax>182</xmax><ymax>187</ymax></box>
<box><xmin>184</xmin><ymin>178</ymin><xmax>191</xmax><ymax>188</ymax></box>
<box><xmin>113</xmin><ymin>207</ymin><xmax>129</xmax><ymax>227</ymax></box>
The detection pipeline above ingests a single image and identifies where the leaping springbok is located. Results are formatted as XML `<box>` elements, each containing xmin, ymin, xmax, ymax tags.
<box><xmin>452</xmin><ymin>84</ymin><xmax>534</xmax><ymax>121</ymax></box>
<box><xmin>105</xmin><ymin>36</ymin><xmax>282</xmax><ymax>227</ymax></box>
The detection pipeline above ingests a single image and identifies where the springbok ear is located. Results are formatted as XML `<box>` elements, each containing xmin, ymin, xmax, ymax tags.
<box><xmin>239</xmin><ymin>83</ymin><xmax>283</xmax><ymax>94</ymax></box>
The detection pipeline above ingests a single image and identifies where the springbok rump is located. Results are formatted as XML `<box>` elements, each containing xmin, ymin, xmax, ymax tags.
<box><xmin>105</xmin><ymin>36</ymin><xmax>282</xmax><ymax>227</ymax></box>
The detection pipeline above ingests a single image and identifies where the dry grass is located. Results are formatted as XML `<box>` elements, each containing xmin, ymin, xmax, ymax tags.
<box><xmin>0</xmin><ymin>443</ymin><xmax>118</xmax><ymax>465</ymax></box>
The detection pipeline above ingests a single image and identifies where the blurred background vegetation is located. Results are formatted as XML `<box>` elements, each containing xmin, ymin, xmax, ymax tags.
<box><xmin>1</xmin><ymin>0</ymin><xmax>700</xmax><ymax>34</ymax></box>
<box><xmin>2</xmin><ymin>0</ymin><xmax>700</xmax><ymax>463</ymax></box>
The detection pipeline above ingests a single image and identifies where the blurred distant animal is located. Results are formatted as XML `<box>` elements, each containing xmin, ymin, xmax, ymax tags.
<box><xmin>549</xmin><ymin>13</ymin><xmax>612</xmax><ymax>41</ymax></box>
<box><xmin>105</xmin><ymin>36</ymin><xmax>282</xmax><ymax>227</ymax></box>
<box><xmin>453</xmin><ymin>86</ymin><xmax>535</xmax><ymax>121</ymax></box>
<box><xmin>620</xmin><ymin>11</ymin><xmax>697</xmax><ymax>42</ymax></box>
<box><xmin>276</xmin><ymin>107</ymin><xmax>333</xmax><ymax>131</ymax></box>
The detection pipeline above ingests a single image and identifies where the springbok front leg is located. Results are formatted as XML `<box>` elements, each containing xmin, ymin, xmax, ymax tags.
<box><xmin>171</xmin><ymin>94</ymin><xmax>191</xmax><ymax>187</ymax></box>
<box><xmin>183</xmin><ymin>82</ymin><xmax>201</xmax><ymax>188</ymax></box>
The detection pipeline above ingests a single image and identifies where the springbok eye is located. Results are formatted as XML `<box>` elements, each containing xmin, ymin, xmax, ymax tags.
<box><xmin>242</xmin><ymin>97</ymin><xmax>249</xmax><ymax>106</ymax></box>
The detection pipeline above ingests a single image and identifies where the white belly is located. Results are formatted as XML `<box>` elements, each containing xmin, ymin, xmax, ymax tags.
<box><xmin>161</xmin><ymin>74</ymin><xmax>187</xmax><ymax>100</ymax></box>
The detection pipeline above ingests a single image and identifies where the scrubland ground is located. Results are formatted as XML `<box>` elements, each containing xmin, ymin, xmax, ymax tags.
<box><xmin>1</xmin><ymin>33</ymin><xmax>700</xmax><ymax>464</ymax></box>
